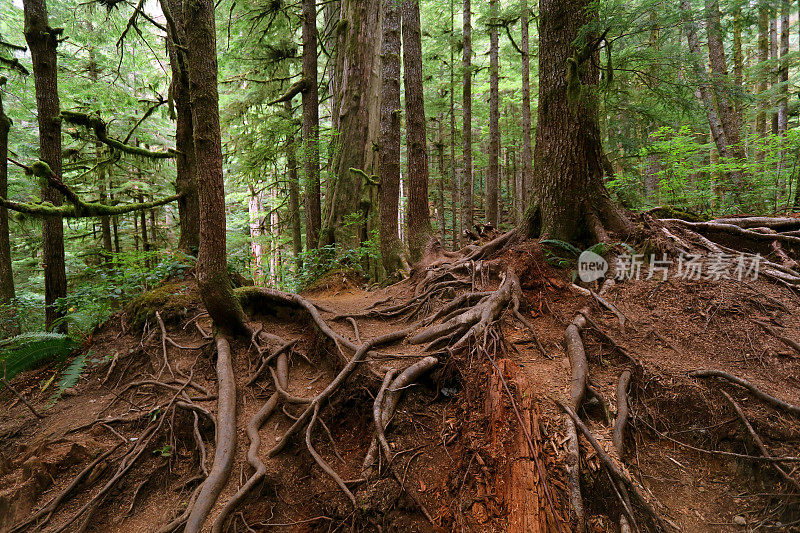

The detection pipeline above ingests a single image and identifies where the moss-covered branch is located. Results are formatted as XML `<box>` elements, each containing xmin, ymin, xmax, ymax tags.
<box><xmin>61</xmin><ymin>110</ymin><xmax>175</xmax><ymax>159</ymax></box>
<box><xmin>267</xmin><ymin>79</ymin><xmax>307</xmax><ymax>105</ymax></box>
<box><xmin>0</xmin><ymin>193</ymin><xmax>182</xmax><ymax>218</ymax></box>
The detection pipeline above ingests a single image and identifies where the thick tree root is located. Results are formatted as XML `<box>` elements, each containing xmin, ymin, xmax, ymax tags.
<box><xmin>184</xmin><ymin>337</ymin><xmax>237</xmax><ymax>533</ymax></box>
<box><xmin>613</xmin><ymin>370</ymin><xmax>632</xmax><ymax>458</ymax></box>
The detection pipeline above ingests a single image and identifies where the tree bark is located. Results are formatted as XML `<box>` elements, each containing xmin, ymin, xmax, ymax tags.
<box><xmin>732</xmin><ymin>3</ymin><xmax>743</xmax><ymax>133</ymax></box>
<box><xmin>285</xmin><ymin>101</ymin><xmax>303</xmax><ymax>272</ymax></box>
<box><xmin>402</xmin><ymin>0</ymin><xmax>433</xmax><ymax>262</ymax></box>
<box><xmin>486</xmin><ymin>0</ymin><xmax>500</xmax><ymax>227</ymax></box>
<box><xmin>302</xmin><ymin>0</ymin><xmax>321</xmax><ymax>250</ymax></box>
<box><xmin>777</xmin><ymin>0</ymin><xmax>789</xmax><ymax>136</ymax></box>
<box><xmin>704</xmin><ymin>0</ymin><xmax>747</xmax><ymax>201</ymax></box>
<box><xmin>460</xmin><ymin>0</ymin><xmax>473</xmax><ymax>244</ymax></box>
<box><xmin>378</xmin><ymin>0</ymin><xmax>403</xmax><ymax>275</ymax></box>
<box><xmin>0</xmin><ymin>84</ymin><xmax>17</xmax><ymax>334</ymax></box>
<box><xmin>526</xmin><ymin>0</ymin><xmax>629</xmax><ymax>242</ymax></box>
<box><xmin>165</xmin><ymin>0</ymin><xmax>200</xmax><ymax>254</ymax></box>
<box><xmin>757</xmin><ymin>6</ymin><xmax>769</xmax><ymax>143</ymax></box>
<box><xmin>770</xmin><ymin>15</ymin><xmax>778</xmax><ymax>135</ymax></box>
<box><xmin>183</xmin><ymin>0</ymin><xmax>248</xmax><ymax>336</ymax></box>
<box><xmin>24</xmin><ymin>0</ymin><xmax>67</xmax><ymax>332</ymax></box>
<box><xmin>449</xmin><ymin>0</ymin><xmax>459</xmax><ymax>249</ymax></box>
<box><xmin>520</xmin><ymin>0</ymin><xmax>532</xmax><ymax>220</ymax></box>
<box><xmin>87</xmin><ymin>48</ymin><xmax>113</xmax><ymax>261</ymax></box>
<box><xmin>324</xmin><ymin>0</ymin><xmax>381</xmax><ymax>249</ymax></box>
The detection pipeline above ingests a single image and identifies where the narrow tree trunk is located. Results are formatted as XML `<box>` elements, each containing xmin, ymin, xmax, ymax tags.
<box><xmin>402</xmin><ymin>0</ymin><xmax>433</xmax><ymax>262</ymax></box>
<box><xmin>757</xmin><ymin>6</ymin><xmax>769</xmax><ymax>143</ymax></box>
<box><xmin>436</xmin><ymin>113</ymin><xmax>447</xmax><ymax>242</ymax></box>
<box><xmin>88</xmin><ymin>50</ymin><xmax>113</xmax><ymax>261</ymax></box>
<box><xmin>486</xmin><ymin>0</ymin><xmax>500</xmax><ymax>227</ymax></box>
<box><xmin>778</xmin><ymin>0</ymin><xmax>789</xmax><ymax>136</ymax></box>
<box><xmin>302</xmin><ymin>0</ymin><xmax>321</xmax><ymax>250</ymax></box>
<box><xmin>770</xmin><ymin>15</ymin><xmax>778</xmax><ymax>135</ymax></box>
<box><xmin>285</xmin><ymin>101</ymin><xmax>303</xmax><ymax>272</ymax></box>
<box><xmin>449</xmin><ymin>0</ymin><xmax>459</xmax><ymax>250</ymax></box>
<box><xmin>520</xmin><ymin>0</ymin><xmax>532</xmax><ymax>219</ymax></box>
<box><xmin>460</xmin><ymin>0</ymin><xmax>473</xmax><ymax>243</ymax></box>
<box><xmin>183</xmin><ymin>0</ymin><xmax>248</xmax><ymax>335</ymax></box>
<box><xmin>378</xmin><ymin>0</ymin><xmax>403</xmax><ymax>274</ymax></box>
<box><xmin>704</xmin><ymin>0</ymin><xmax>747</xmax><ymax>202</ymax></box>
<box><xmin>527</xmin><ymin>0</ymin><xmax>630</xmax><ymax>241</ymax></box>
<box><xmin>732</xmin><ymin>3</ymin><xmax>744</xmax><ymax>133</ymax></box>
<box><xmin>0</xmin><ymin>85</ymin><xmax>17</xmax><ymax>335</ymax></box>
<box><xmin>24</xmin><ymin>0</ymin><xmax>66</xmax><ymax>332</ymax></box>
<box><xmin>248</xmin><ymin>184</ymin><xmax>263</xmax><ymax>282</ymax></box>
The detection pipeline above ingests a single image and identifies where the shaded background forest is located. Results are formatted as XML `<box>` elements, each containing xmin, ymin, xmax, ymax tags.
<box><xmin>1</xmin><ymin>0</ymin><xmax>799</xmax><ymax>336</ymax></box>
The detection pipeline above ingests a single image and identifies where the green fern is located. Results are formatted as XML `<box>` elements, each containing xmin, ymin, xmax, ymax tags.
<box><xmin>0</xmin><ymin>332</ymin><xmax>76</xmax><ymax>383</ymax></box>
<box><xmin>541</xmin><ymin>239</ymin><xmax>583</xmax><ymax>257</ymax></box>
<box><xmin>49</xmin><ymin>352</ymin><xmax>88</xmax><ymax>404</ymax></box>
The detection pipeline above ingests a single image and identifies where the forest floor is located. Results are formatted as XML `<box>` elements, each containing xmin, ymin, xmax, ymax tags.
<box><xmin>1</xmin><ymin>227</ymin><xmax>800</xmax><ymax>532</ymax></box>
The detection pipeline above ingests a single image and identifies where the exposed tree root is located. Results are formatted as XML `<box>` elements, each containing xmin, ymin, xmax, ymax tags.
<box><xmin>613</xmin><ymin>370</ymin><xmax>632</xmax><ymax>458</ymax></box>
<box><xmin>184</xmin><ymin>337</ymin><xmax>237</xmax><ymax>533</ymax></box>
<box><xmin>689</xmin><ymin>369</ymin><xmax>800</xmax><ymax>417</ymax></box>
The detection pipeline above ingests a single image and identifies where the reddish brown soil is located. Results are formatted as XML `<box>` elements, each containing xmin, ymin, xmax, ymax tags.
<box><xmin>1</xmin><ymin>239</ymin><xmax>799</xmax><ymax>532</ymax></box>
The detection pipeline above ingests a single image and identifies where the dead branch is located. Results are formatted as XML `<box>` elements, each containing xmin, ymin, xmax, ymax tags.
<box><xmin>689</xmin><ymin>370</ymin><xmax>800</xmax><ymax>417</ymax></box>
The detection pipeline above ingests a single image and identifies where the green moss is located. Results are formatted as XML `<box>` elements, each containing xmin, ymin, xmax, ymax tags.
<box><xmin>125</xmin><ymin>281</ymin><xmax>199</xmax><ymax>330</ymax></box>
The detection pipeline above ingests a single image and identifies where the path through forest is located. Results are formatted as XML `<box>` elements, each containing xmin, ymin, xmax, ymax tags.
<box><xmin>1</xmin><ymin>229</ymin><xmax>800</xmax><ymax>532</ymax></box>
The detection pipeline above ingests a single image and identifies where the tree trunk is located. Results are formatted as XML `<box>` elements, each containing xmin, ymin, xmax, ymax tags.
<box><xmin>324</xmin><ymin>0</ymin><xmax>381</xmax><ymax>249</ymax></box>
<box><xmin>486</xmin><ymin>0</ymin><xmax>500</xmax><ymax>227</ymax></box>
<box><xmin>526</xmin><ymin>0</ymin><xmax>629</xmax><ymax>242</ymax></box>
<box><xmin>520</xmin><ymin>0</ymin><xmax>532</xmax><ymax>220</ymax></box>
<box><xmin>732</xmin><ymin>3</ymin><xmax>743</xmax><ymax>133</ymax></box>
<box><xmin>436</xmin><ymin>113</ymin><xmax>447</xmax><ymax>242</ymax></box>
<box><xmin>302</xmin><ymin>0</ymin><xmax>321</xmax><ymax>250</ymax></box>
<box><xmin>778</xmin><ymin>0</ymin><xmax>789</xmax><ymax>136</ymax></box>
<box><xmin>248</xmin><ymin>184</ymin><xmax>263</xmax><ymax>282</ymax></box>
<box><xmin>183</xmin><ymin>0</ymin><xmax>248</xmax><ymax>335</ymax></box>
<box><xmin>165</xmin><ymin>0</ymin><xmax>200</xmax><ymax>254</ymax></box>
<box><xmin>87</xmin><ymin>49</ymin><xmax>113</xmax><ymax>261</ymax></box>
<box><xmin>0</xmin><ymin>85</ymin><xmax>17</xmax><ymax>335</ymax></box>
<box><xmin>378</xmin><ymin>0</ymin><xmax>403</xmax><ymax>274</ymax></box>
<box><xmin>402</xmin><ymin>0</ymin><xmax>433</xmax><ymax>262</ymax></box>
<box><xmin>285</xmin><ymin>101</ymin><xmax>303</xmax><ymax>272</ymax></box>
<box><xmin>704</xmin><ymin>0</ymin><xmax>747</xmax><ymax>202</ymax></box>
<box><xmin>770</xmin><ymin>15</ymin><xmax>778</xmax><ymax>135</ymax></box>
<box><xmin>24</xmin><ymin>0</ymin><xmax>67</xmax><ymax>332</ymax></box>
<box><xmin>757</xmin><ymin>6</ymin><xmax>769</xmax><ymax>143</ymax></box>
<box><xmin>460</xmin><ymin>0</ymin><xmax>473</xmax><ymax>243</ymax></box>
<box><xmin>449</xmin><ymin>0</ymin><xmax>459</xmax><ymax>250</ymax></box>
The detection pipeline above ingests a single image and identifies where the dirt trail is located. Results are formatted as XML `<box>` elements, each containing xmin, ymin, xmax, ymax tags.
<box><xmin>2</xmin><ymin>234</ymin><xmax>800</xmax><ymax>532</ymax></box>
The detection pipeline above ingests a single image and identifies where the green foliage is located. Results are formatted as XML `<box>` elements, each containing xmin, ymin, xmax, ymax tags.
<box><xmin>48</xmin><ymin>351</ymin><xmax>88</xmax><ymax>404</ymax></box>
<box><xmin>291</xmin><ymin>231</ymin><xmax>381</xmax><ymax>291</ymax></box>
<box><xmin>0</xmin><ymin>332</ymin><xmax>77</xmax><ymax>383</ymax></box>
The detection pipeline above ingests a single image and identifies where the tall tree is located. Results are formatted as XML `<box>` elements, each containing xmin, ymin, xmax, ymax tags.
<box><xmin>704</xmin><ymin>0</ymin><xmax>746</xmax><ymax>201</ymax></box>
<box><xmin>403</xmin><ymin>0</ymin><xmax>433</xmax><ymax>262</ymax></box>
<box><xmin>285</xmin><ymin>101</ymin><xmax>303</xmax><ymax>271</ymax></box>
<box><xmin>0</xmin><ymin>78</ymin><xmax>16</xmax><ymax>332</ymax></box>
<box><xmin>526</xmin><ymin>0</ymin><xmax>630</xmax><ymax>242</ymax></box>
<box><xmin>486</xmin><ymin>0</ymin><xmax>500</xmax><ymax>226</ymax></box>
<box><xmin>324</xmin><ymin>0</ymin><xmax>382</xmax><ymax>248</ymax></box>
<box><xmin>164</xmin><ymin>0</ymin><xmax>200</xmax><ymax>253</ymax></box>
<box><xmin>770</xmin><ymin>14</ymin><xmax>778</xmax><ymax>135</ymax></box>
<box><xmin>460</xmin><ymin>0</ymin><xmax>473</xmax><ymax>243</ymax></box>
<box><xmin>302</xmin><ymin>0</ymin><xmax>321</xmax><ymax>250</ymax></box>
<box><xmin>756</xmin><ymin>5</ymin><xmax>769</xmax><ymax>143</ymax></box>
<box><xmin>519</xmin><ymin>0</ymin><xmax>532</xmax><ymax>220</ymax></box>
<box><xmin>183</xmin><ymin>0</ymin><xmax>248</xmax><ymax>335</ymax></box>
<box><xmin>777</xmin><ymin>0</ymin><xmax>789</xmax><ymax>136</ymax></box>
<box><xmin>23</xmin><ymin>0</ymin><xmax>67</xmax><ymax>332</ymax></box>
<box><xmin>378</xmin><ymin>0</ymin><xmax>404</xmax><ymax>274</ymax></box>
<box><xmin>449</xmin><ymin>0</ymin><xmax>459</xmax><ymax>249</ymax></box>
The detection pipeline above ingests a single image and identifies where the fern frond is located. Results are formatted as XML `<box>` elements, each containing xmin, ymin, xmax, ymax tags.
<box><xmin>0</xmin><ymin>333</ymin><xmax>76</xmax><ymax>383</ymax></box>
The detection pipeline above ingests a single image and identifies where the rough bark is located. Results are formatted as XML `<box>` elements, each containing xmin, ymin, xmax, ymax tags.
<box><xmin>449</xmin><ymin>0</ymin><xmax>459</xmax><ymax>249</ymax></box>
<box><xmin>87</xmin><ymin>49</ymin><xmax>113</xmax><ymax>260</ymax></box>
<box><xmin>402</xmin><ymin>0</ymin><xmax>433</xmax><ymax>262</ymax></box>
<box><xmin>770</xmin><ymin>15</ymin><xmax>778</xmax><ymax>135</ymax></box>
<box><xmin>757</xmin><ymin>6</ymin><xmax>768</xmax><ymax>143</ymax></box>
<box><xmin>183</xmin><ymin>0</ymin><xmax>248</xmax><ymax>335</ymax></box>
<box><xmin>0</xmin><ymin>85</ymin><xmax>16</xmax><ymax>331</ymax></box>
<box><xmin>732</xmin><ymin>3</ymin><xmax>743</xmax><ymax>133</ymax></box>
<box><xmin>285</xmin><ymin>101</ymin><xmax>303</xmax><ymax>271</ymax></box>
<box><xmin>165</xmin><ymin>0</ymin><xmax>200</xmax><ymax>254</ymax></box>
<box><xmin>324</xmin><ymin>0</ymin><xmax>381</xmax><ymax>248</ymax></box>
<box><xmin>520</xmin><ymin>0</ymin><xmax>532</xmax><ymax>218</ymax></box>
<box><xmin>704</xmin><ymin>0</ymin><xmax>747</xmax><ymax>200</ymax></box>
<box><xmin>378</xmin><ymin>0</ymin><xmax>403</xmax><ymax>275</ymax></box>
<box><xmin>526</xmin><ymin>0</ymin><xmax>629</xmax><ymax>242</ymax></box>
<box><xmin>24</xmin><ymin>0</ymin><xmax>67</xmax><ymax>332</ymax></box>
<box><xmin>777</xmin><ymin>0</ymin><xmax>789</xmax><ymax>136</ymax></box>
<box><xmin>486</xmin><ymin>0</ymin><xmax>500</xmax><ymax>227</ymax></box>
<box><xmin>460</xmin><ymin>0</ymin><xmax>473</xmax><ymax>244</ymax></box>
<box><xmin>302</xmin><ymin>0</ymin><xmax>321</xmax><ymax>250</ymax></box>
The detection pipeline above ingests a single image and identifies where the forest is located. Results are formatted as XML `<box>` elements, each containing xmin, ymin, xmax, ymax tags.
<box><xmin>1</xmin><ymin>0</ymin><xmax>800</xmax><ymax>530</ymax></box>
